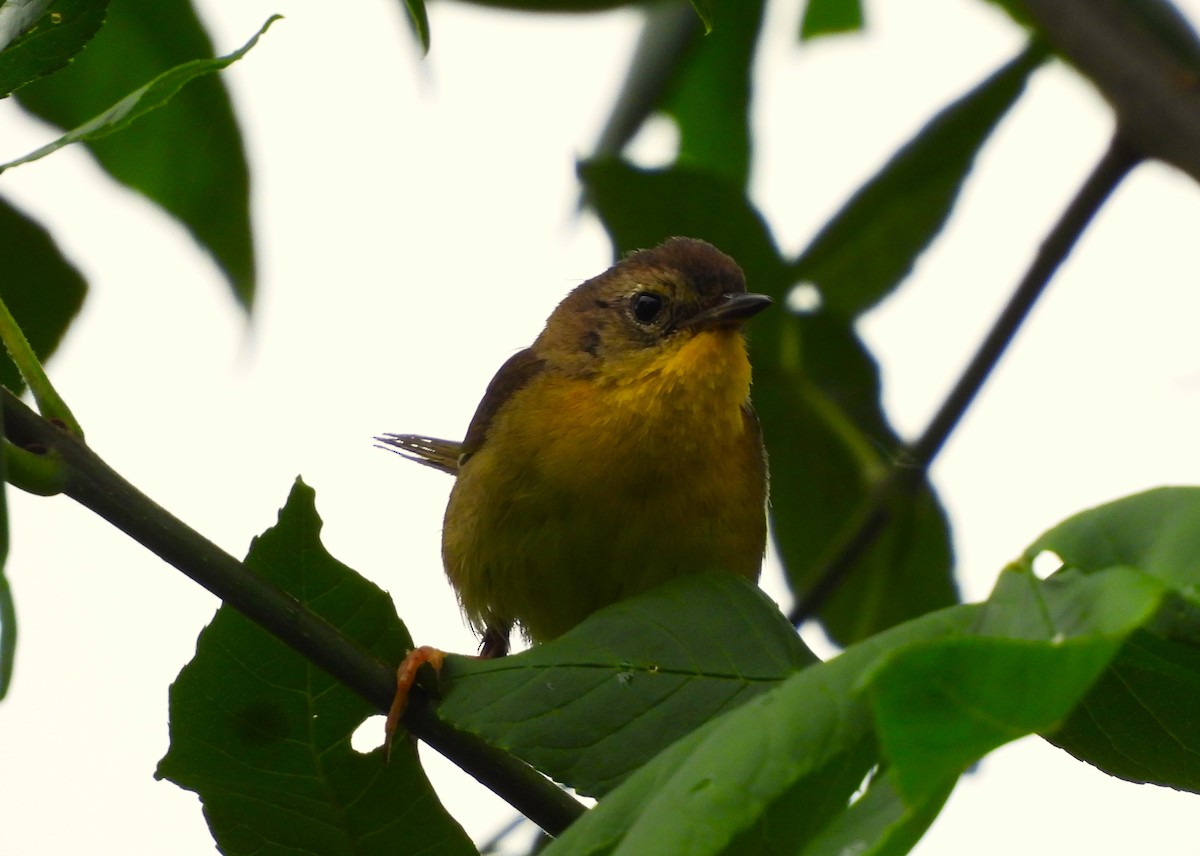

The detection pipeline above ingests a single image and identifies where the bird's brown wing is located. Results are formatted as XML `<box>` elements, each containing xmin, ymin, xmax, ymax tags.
<box><xmin>377</xmin><ymin>349</ymin><xmax>547</xmax><ymax>476</ymax></box>
<box><xmin>459</xmin><ymin>348</ymin><xmax>546</xmax><ymax>465</ymax></box>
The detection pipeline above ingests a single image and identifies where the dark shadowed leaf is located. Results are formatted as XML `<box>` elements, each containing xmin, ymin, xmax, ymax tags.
<box><xmin>0</xmin><ymin>195</ymin><xmax>87</xmax><ymax>394</ymax></box>
<box><xmin>12</xmin><ymin>2</ymin><xmax>265</xmax><ymax>309</ymax></box>
<box><xmin>756</xmin><ymin>313</ymin><xmax>957</xmax><ymax>645</ymax></box>
<box><xmin>0</xmin><ymin>0</ymin><xmax>108</xmax><ymax>97</ymax></box>
<box><xmin>438</xmin><ymin>573</ymin><xmax>816</xmax><ymax>797</ymax></box>
<box><xmin>1050</xmin><ymin>610</ymin><xmax>1200</xmax><ymax>793</ymax></box>
<box><xmin>791</xmin><ymin>43</ymin><xmax>1047</xmax><ymax>318</ymax></box>
<box><xmin>157</xmin><ymin>480</ymin><xmax>474</xmax><ymax>856</ymax></box>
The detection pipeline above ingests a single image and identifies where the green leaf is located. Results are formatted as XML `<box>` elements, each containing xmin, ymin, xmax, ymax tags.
<box><xmin>0</xmin><ymin>0</ymin><xmax>108</xmax><ymax>97</ymax></box>
<box><xmin>2</xmin><ymin>15</ymin><xmax>275</xmax><ymax>168</ymax></box>
<box><xmin>542</xmin><ymin>604</ymin><xmax>979</xmax><ymax>855</ymax></box>
<box><xmin>1050</xmin><ymin>610</ymin><xmax>1200</xmax><ymax>793</ymax></box>
<box><xmin>399</xmin><ymin>0</ymin><xmax>429</xmax><ymax>55</ymax></box>
<box><xmin>542</xmin><ymin>554</ymin><xmax>1168</xmax><ymax>853</ymax></box>
<box><xmin>438</xmin><ymin>573</ymin><xmax>816</xmax><ymax>797</ymax></box>
<box><xmin>157</xmin><ymin>480</ymin><xmax>475</xmax><ymax>856</ymax></box>
<box><xmin>1025</xmin><ymin>487</ymin><xmax>1200</xmax><ymax>793</ymax></box>
<box><xmin>0</xmin><ymin>195</ymin><xmax>87</xmax><ymax>396</ymax></box>
<box><xmin>868</xmin><ymin>565</ymin><xmax>1163</xmax><ymax>804</ymax></box>
<box><xmin>800</xmin><ymin>0</ymin><xmax>863</xmax><ymax>40</ymax></box>
<box><xmin>791</xmin><ymin>43</ymin><xmax>1048</xmax><ymax>318</ymax></box>
<box><xmin>11</xmin><ymin>4</ymin><xmax>268</xmax><ymax>309</ymax></box>
<box><xmin>661</xmin><ymin>0</ymin><xmax>763</xmax><ymax>187</ymax></box>
<box><xmin>1025</xmin><ymin>487</ymin><xmax>1200</xmax><ymax>594</ymax></box>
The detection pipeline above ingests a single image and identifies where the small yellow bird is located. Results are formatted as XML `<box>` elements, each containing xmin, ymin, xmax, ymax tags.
<box><xmin>378</xmin><ymin>237</ymin><xmax>770</xmax><ymax>726</ymax></box>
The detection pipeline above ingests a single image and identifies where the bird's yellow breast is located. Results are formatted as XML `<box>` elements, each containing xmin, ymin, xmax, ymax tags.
<box><xmin>442</xmin><ymin>327</ymin><xmax>767</xmax><ymax>643</ymax></box>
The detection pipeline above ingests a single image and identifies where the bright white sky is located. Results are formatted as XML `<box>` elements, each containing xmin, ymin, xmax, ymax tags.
<box><xmin>1</xmin><ymin>0</ymin><xmax>1199</xmax><ymax>853</ymax></box>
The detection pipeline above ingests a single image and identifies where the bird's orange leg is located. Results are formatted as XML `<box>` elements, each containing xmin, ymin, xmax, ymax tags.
<box><xmin>385</xmin><ymin>646</ymin><xmax>445</xmax><ymax>761</ymax></box>
<box><xmin>383</xmin><ymin>626</ymin><xmax>510</xmax><ymax>760</ymax></box>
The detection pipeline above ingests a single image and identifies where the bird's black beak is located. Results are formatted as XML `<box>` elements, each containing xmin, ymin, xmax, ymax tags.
<box><xmin>684</xmin><ymin>292</ymin><xmax>773</xmax><ymax>330</ymax></box>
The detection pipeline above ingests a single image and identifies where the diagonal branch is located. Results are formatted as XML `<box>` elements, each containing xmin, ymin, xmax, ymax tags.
<box><xmin>790</xmin><ymin>133</ymin><xmax>1142</xmax><ymax>627</ymax></box>
<box><xmin>0</xmin><ymin>388</ymin><xmax>585</xmax><ymax>835</ymax></box>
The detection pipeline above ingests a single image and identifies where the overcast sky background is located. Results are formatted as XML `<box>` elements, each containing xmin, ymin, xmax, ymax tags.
<box><xmin>1</xmin><ymin>0</ymin><xmax>1200</xmax><ymax>853</ymax></box>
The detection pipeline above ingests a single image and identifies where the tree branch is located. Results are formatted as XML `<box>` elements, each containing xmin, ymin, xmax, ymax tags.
<box><xmin>0</xmin><ymin>388</ymin><xmax>585</xmax><ymax>835</ymax></box>
<box><xmin>790</xmin><ymin>134</ymin><xmax>1142</xmax><ymax>626</ymax></box>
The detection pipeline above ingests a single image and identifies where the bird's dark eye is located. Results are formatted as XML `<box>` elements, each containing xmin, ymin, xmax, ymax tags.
<box><xmin>631</xmin><ymin>292</ymin><xmax>665</xmax><ymax>325</ymax></box>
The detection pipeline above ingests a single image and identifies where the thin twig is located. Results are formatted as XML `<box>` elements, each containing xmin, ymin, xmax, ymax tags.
<box><xmin>790</xmin><ymin>134</ymin><xmax>1143</xmax><ymax>627</ymax></box>
<box><xmin>0</xmin><ymin>388</ymin><xmax>585</xmax><ymax>835</ymax></box>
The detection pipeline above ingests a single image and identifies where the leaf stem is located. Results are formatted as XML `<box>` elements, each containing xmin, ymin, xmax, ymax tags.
<box><xmin>0</xmin><ymin>388</ymin><xmax>585</xmax><ymax>835</ymax></box>
<box><xmin>789</xmin><ymin>134</ymin><xmax>1142</xmax><ymax>627</ymax></box>
<box><xmin>0</xmin><ymin>296</ymin><xmax>82</xmax><ymax>436</ymax></box>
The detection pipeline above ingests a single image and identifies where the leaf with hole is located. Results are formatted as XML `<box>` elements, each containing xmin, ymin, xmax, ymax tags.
<box><xmin>157</xmin><ymin>480</ymin><xmax>474</xmax><ymax>856</ymax></box>
<box><xmin>1024</xmin><ymin>488</ymin><xmax>1200</xmax><ymax>794</ymax></box>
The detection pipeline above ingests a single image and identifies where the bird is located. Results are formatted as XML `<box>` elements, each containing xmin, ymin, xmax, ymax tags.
<box><xmin>377</xmin><ymin>236</ymin><xmax>770</xmax><ymax>735</ymax></box>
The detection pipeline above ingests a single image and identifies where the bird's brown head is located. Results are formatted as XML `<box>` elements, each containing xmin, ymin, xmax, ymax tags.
<box><xmin>534</xmin><ymin>237</ymin><xmax>771</xmax><ymax>376</ymax></box>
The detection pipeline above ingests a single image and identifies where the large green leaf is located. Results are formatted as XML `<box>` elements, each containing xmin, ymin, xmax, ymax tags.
<box><xmin>1025</xmin><ymin>487</ymin><xmax>1200</xmax><ymax>592</ymax></box>
<box><xmin>1026</xmin><ymin>488</ymin><xmax>1200</xmax><ymax>793</ymax></box>
<box><xmin>541</xmin><ymin>604</ymin><xmax>977</xmax><ymax>855</ymax></box>
<box><xmin>791</xmin><ymin>43</ymin><xmax>1048</xmax><ymax>318</ymax></box>
<box><xmin>543</xmin><ymin>554</ymin><xmax>1169</xmax><ymax>854</ymax></box>
<box><xmin>868</xmin><ymin>565</ymin><xmax>1163</xmax><ymax>804</ymax></box>
<box><xmin>0</xmin><ymin>194</ymin><xmax>87</xmax><ymax>394</ymax></box>
<box><xmin>157</xmin><ymin>480</ymin><xmax>475</xmax><ymax>856</ymax></box>
<box><xmin>13</xmin><ymin>0</ymin><xmax>262</xmax><ymax>309</ymax></box>
<box><xmin>0</xmin><ymin>0</ymin><xmax>108</xmax><ymax>97</ymax></box>
<box><xmin>438</xmin><ymin>574</ymin><xmax>816</xmax><ymax>797</ymax></box>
